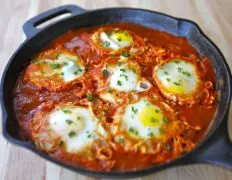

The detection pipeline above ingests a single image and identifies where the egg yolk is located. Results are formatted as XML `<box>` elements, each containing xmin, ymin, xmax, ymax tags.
<box><xmin>111</xmin><ymin>31</ymin><xmax>133</xmax><ymax>43</ymax></box>
<box><xmin>138</xmin><ymin>106</ymin><xmax>163</xmax><ymax>127</ymax></box>
<box><xmin>167</xmin><ymin>79</ymin><xmax>188</xmax><ymax>94</ymax></box>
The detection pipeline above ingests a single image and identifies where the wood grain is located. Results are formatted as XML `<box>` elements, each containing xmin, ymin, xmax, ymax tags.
<box><xmin>0</xmin><ymin>0</ymin><xmax>232</xmax><ymax>179</ymax></box>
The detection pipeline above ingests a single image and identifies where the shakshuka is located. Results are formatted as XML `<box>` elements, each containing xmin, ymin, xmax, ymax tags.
<box><xmin>14</xmin><ymin>23</ymin><xmax>217</xmax><ymax>171</ymax></box>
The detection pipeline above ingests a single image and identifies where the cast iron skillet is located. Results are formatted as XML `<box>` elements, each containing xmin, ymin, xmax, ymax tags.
<box><xmin>1</xmin><ymin>4</ymin><xmax>232</xmax><ymax>178</ymax></box>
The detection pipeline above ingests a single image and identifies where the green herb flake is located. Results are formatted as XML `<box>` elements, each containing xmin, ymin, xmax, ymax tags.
<box><xmin>173</xmin><ymin>80</ymin><xmax>182</xmax><ymax>86</ymax></box>
<box><xmin>77</xmin><ymin>116</ymin><xmax>81</xmax><ymax>120</ymax></box>
<box><xmin>68</xmin><ymin>131</ymin><xmax>76</xmax><ymax>138</ymax></box>
<box><xmin>148</xmin><ymin>132</ymin><xmax>154</xmax><ymax>137</ymax></box>
<box><xmin>63</xmin><ymin>62</ymin><xmax>68</xmax><ymax>66</ymax></box>
<box><xmin>116</xmin><ymin>61</ymin><xmax>122</xmax><ymax>66</ymax></box>
<box><xmin>163</xmin><ymin>117</ymin><xmax>168</xmax><ymax>123</ymax></box>
<box><xmin>106</xmin><ymin>89</ymin><xmax>113</xmax><ymax>93</ymax></box>
<box><xmin>55</xmin><ymin>53</ymin><xmax>60</xmax><ymax>58</ymax></box>
<box><xmin>121</xmin><ymin>51</ymin><xmax>130</xmax><ymax>57</ymax></box>
<box><xmin>120</xmin><ymin>68</ymin><xmax>126</xmax><ymax>72</ymax></box>
<box><xmin>131</xmin><ymin>68</ymin><xmax>136</xmax><ymax>73</ymax></box>
<box><xmin>117</xmin><ymin>80</ymin><xmax>122</xmax><ymax>86</ymax></box>
<box><xmin>102</xmin><ymin>69</ymin><xmax>109</xmax><ymax>77</ymax></box>
<box><xmin>166</xmin><ymin>78</ymin><xmax>171</xmax><ymax>82</ymax></box>
<box><xmin>128</xmin><ymin>127</ymin><xmax>139</xmax><ymax>135</ymax></box>
<box><xmin>50</xmin><ymin>63</ymin><xmax>60</xmax><ymax>69</ymax></box>
<box><xmin>164</xmin><ymin>70</ymin><xmax>169</xmax><ymax>75</ymax></box>
<box><xmin>117</xmin><ymin>37</ymin><xmax>122</xmax><ymax>42</ymax></box>
<box><xmin>150</xmin><ymin>117</ymin><xmax>158</xmax><ymax>123</ymax></box>
<box><xmin>87</xmin><ymin>92</ymin><xmax>96</xmax><ymax>102</ymax></box>
<box><xmin>62</xmin><ymin>109</ymin><xmax>72</xmax><ymax>114</ymax></box>
<box><xmin>86</xmin><ymin>131</ymin><xmax>91</xmax><ymax>138</ymax></box>
<box><xmin>73</xmin><ymin>70</ymin><xmax>79</xmax><ymax>75</ymax></box>
<box><xmin>120</xmin><ymin>74</ymin><xmax>128</xmax><ymax>80</ymax></box>
<box><xmin>118</xmin><ymin>137</ymin><xmax>125</xmax><ymax>143</ymax></box>
<box><xmin>60</xmin><ymin>72</ymin><xmax>64</xmax><ymax>76</ymax></box>
<box><xmin>173</xmin><ymin>60</ymin><xmax>180</xmax><ymax>64</ymax></box>
<box><xmin>131</xmin><ymin>106</ymin><xmax>138</xmax><ymax>114</ymax></box>
<box><xmin>66</xmin><ymin>119</ymin><xmax>73</xmax><ymax>125</ymax></box>
<box><xmin>182</xmin><ymin>71</ymin><xmax>191</xmax><ymax>77</ymax></box>
<box><xmin>155</xmin><ymin>109</ymin><xmax>160</xmax><ymax>113</ymax></box>
<box><xmin>103</xmin><ymin>41</ymin><xmax>110</xmax><ymax>48</ymax></box>
<box><xmin>177</xmin><ymin>67</ymin><xmax>182</xmax><ymax>73</ymax></box>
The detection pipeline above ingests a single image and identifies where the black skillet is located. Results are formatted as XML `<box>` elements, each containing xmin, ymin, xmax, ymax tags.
<box><xmin>1</xmin><ymin>4</ymin><xmax>232</xmax><ymax>179</ymax></box>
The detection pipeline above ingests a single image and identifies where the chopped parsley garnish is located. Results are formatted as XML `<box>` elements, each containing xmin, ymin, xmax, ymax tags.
<box><xmin>120</xmin><ymin>74</ymin><xmax>128</xmax><ymax>80</ymax></box>
<box><xmin>117</xmin><ymin>37</ymin><xmax>122</xmax><ymax>41</ymax></box>
<box><xmin>155</xmin><ymin>109</ymin><xmax>160</xmax><ymax>113</ymax></box>
<box><xmin>103</xmin><ymin>41</ymin><xmax>110</xmax><ymax>48</ymax></box>
<box><xmin>118</xmin><ymin>137</ymin><xmax>125</xmax><ymax>143</ymax></box>
<box><xmin>66</xmin><ymin>119</ymin><xmax>73</xmax><ymax>125</ymax></box>
<box><xmin>77</xmin><ymin>116</ymin><xmax>81</xmax><ymax>120</ymax></box>
<box><xmin>117</xmin><ymin>80</ymin><xmax>122</xmax><ymax>86</ymax></box>
<box><xmin>131</xmin><ymin>106</ymin><xmax>138</xmax><ymax>114</ymax></box>
<box><xmin>163</xmin><ymin>117</ymin><xmax>168</xmax><ymax>123</ymax></box>
<box><xmin>106</xmin><ymin>89</ymin><xmax>112</xmax><ymax>93</ymax></box>
<box><xmin>177</xmin><ymin>67</ymin><xmax>183</xmax><ymax>72</ymax></box>
<box><xmin>68</xmin><ymin>131</ymin><xmax>76</xmax><ymax>138</ymax></box>
<box><xmin>63</xmin><ymin>62</ymin><xmax>68</xmax><ymax>66</ymax></box>
<box><xmin>148</xmin><ymin>132</ymin><xmax>154</xmax><ymax>137</ymax></box>
<box><xmin>73</xmin><ymin>70</ymin><xmax>80</xmax><ymax>75</ymax></box>
<box><xmin>102</xmin><ymin>69</ymin><xmax>109</xmax><ymax>77</ymax></box>
<box><xmin>166</xmin><ymin>78</ymin><xmax>171</xmax><ymax>82</ymax></box>
<box><xmin>131</xmin><ymin>68</ymin><xmax>136</xmax><ymax>73</ymax></box>
<box><xmin>121</xmin><ymin>51</ymin><xmax>130</xmax><ymax>57</ymax></box>
<box><xmin>62</xmin><ymin>109</ymin><xmax>72</xmax><ymax>114</ymax></box>
<box><xmin>50</xmin><ymin>63</ymin><xmax>60</xmax><ymax>69</ymax></box>
<box><xmin>86</xmin><ymin>131</ymin><xmax>91</xmax><ymax>138</ymax></box>
<box><xmin>164</xmin><ymin>71</ymin><xmax>169</xmax><ymax>75</ymax></box>
<box><xmin>55</xmin><ymin>53</ymin><xmax>60</xmax><ymax>58</ymax></box>
<box><xmin>129</xmin><ymin>127</ymin><xmax>139</xmax><ymax>135</ymax></box>
<box><xmin>125</xmin><ymin>32</ymin><xmax>129</xmax><ymax>37</ymax></box>
<box><xmin>173</xmin><ymin>60</ymin><xmax>180</xmax><ymax>64</ymax></box>
<box><xmin>173</xmin><ymin>80</ymin><xmax>182</xmax><ymax>86</ymax></box>
<box><xmin>116</xmin><ymin>61</ymin><xmax>122</xmax><ymax>66</ymax></box>
<box><xmin>182</xmin><ymin>71</ymin><xmax>191</xmax><ymax>77</ymax></box>
<box><xmin>87</xmin><ymin>92</ymin><xmax>96</xmax><ymax>102</ymax></box>
<box><xmin>73</xmin><ymin>68</ymin><xmax>83</xmax><ymax>75</ymax></box>
<box><xmin>60</xmin><ymin>72</ymin><xmax>64</xmax><ymax>76</ymax></box>
<box><xmin>120</xmin><ymin>68</ymin><xmax>126</xmax><ymax>72</ymax></box>
<box><xmin>150</xmin><ymin>117</ymin><xmax>158</xmax><ymax>123</ymax></box>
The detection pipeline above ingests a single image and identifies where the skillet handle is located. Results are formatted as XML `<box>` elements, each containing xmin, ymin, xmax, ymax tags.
<box><xmin>23</xmin><ymin>4</ymin><xmax>86</xmax><ymax>38</ymax></box>
<box><xmin>191</xmin><ymin>115</ymin><xmax>232</xmax><ymax>170</ymax></box>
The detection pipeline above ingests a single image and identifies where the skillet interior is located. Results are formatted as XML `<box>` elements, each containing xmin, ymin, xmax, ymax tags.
<box><xmin>1</xmin><ymin>8</ymin><xmax>231</xmax><ymax>178</ymax></box>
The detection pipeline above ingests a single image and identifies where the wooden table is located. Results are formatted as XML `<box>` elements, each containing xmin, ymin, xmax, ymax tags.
<box><xmin>0</xmin><ymin>0</ymin><xmax>232</xmax><ymax>179</ymax></box>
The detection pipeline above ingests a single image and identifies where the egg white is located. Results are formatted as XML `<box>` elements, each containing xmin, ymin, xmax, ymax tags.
<box><xmin>107</xmin><ymin>63</ymin><xmax>151</xmax><ymax>92</ymax></box>
<box><xmin>34</xmin><ymin>53</ymin><xmax>84</xmax><ymax>82</ymax></box>
<box><xmin>121</xmin><ymin>99</ymin><xmax>166</xmax><ymax>139</ymax></box>
<box><xmin>48</xmin><ymin>106</ymin><xmax>104</xmax><ymax>153</ymax></box>
<box><xmin>95</xmin><ymin>29</ymin><xmax>133</xmax><ymax>50</ymax></box>
<box><xmin>155</xmin><ymin>59</ymin><xmax>199</xmax><ymax>95</ymax></box>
